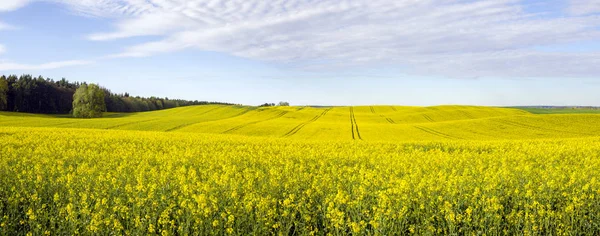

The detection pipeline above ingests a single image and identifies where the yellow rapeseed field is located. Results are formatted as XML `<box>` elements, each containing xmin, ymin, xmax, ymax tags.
<box><xmin>2</xmin><ymin>105</ymin><xmax>600</xmax><ymax>141</ymax></box>
<box><xmin>1</xmin><ymin>105</ymin><xmax>600</xmax><ymax>235</ymax></box>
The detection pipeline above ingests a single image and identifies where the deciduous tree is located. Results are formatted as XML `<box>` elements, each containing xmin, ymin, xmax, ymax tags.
<box><xmin>0</xmin><ymin>76</ymin><xmax>7</xmax><ymax>110</ymax></box>
<box><xmin>72</xmin><ymin>83</ymin><xmax>106</xmax><ymax>118</ymax></box>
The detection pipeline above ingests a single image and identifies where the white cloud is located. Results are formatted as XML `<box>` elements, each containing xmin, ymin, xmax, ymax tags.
<box><xmin>0</xmin><ymin>22</ymin><xmax>10</xmax><ymax>55</ymax></box>
<box><xmin>0</xmin><ymin>60</ymin><xmax>93</xmax><ymax>71</ymax></box>
<box><xmin>0</xmin><ymin>21</ymin><xmax>11</xmax><ymax>30</ymax></box>
<box><xmin>88</xmin><ymin>11</ymin><xmax>199</xmax><ymax>40</ymax></box>
<box><xmin>73</xmin><ymin>0</ymin><xmax>600</xmax><ymax>78</ymax></box>
<box><xmin>569</xmin><ymin>0</ymin><xmax>600</xmax><ymax>15</ymax></box>
<box><xmin>406</xmin><ymin>50</ymin><xmax>600</xmax><ymax>78</ymax></box>
<box><xmin>0</xmin><ymin>1</ymin><xmax>95</xmax><ymax>72</ymax></box>
<box><xmin>0</xmin><ymin>0</ymin><xmax>29</xmax><ymax>12</ymax></box>
<box><xmin>52</xmin><ymin>0</ymin><xmax>155</xmax><ymax>18</ymax></box>
<box><xmin>5</xmin><ymin>0</ymin><xmax>600</xmax><ymax>78</ymax></box>
<box><xmin>0</xmin><ymin>1</ymin><xmax>26</xmax><ymax>57</ymax></box>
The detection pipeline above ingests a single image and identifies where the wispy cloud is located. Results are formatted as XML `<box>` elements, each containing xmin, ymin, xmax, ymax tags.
<box><xmin>4</xmin><ymin>0</ymin><xmax>600</xmax><ymax>78</ymax></box>
<box><xmin>569</xmin><ymin>0</ymin><xmax>600</xmax><ymax>15</ymax></box>
<box><xmin>88</xmin><ymin>11</ymin><xmax>198</xmax><ymax>41</ymax></box>
<box><xmin>59</xmin><ymin>0</ymin><xmax>599</xmax><ymax>78</ymax></box>
<box><xmin>406</xmin><ymin>50</ymin><xmax>600</xmax><ymax>78</ymax></box>
<box><xmin>0</xmin><ymin>1</ymin><xmax>95</xmax><ymax>71</ymax></box>
<box><xmin>1</xmin><ymin>1</ymin><xmax>26</xmax><ymax>60</ymax></box>
<box><xmin>0</xmin><ymin>21</ymin><xmax>12</xmax><ymax>30</ymax></box>
<box><xmin>0</xmin><ymin>0</ymin><xmax>29</xmax><ymax>12</ymax></box>
<box><xmin>0</xmin><ymin>60</ymin><xmax>93</xmax><ymax>71</ymax></box>
<box><xmin>54</xmin><ymin>0</ymin><xmax>155</xmax><ymax>18</ymax></box>
<box><xmin>0</xmin><ymin>21</ymin><xmax>12</xmax><ymax>55</ymax></box>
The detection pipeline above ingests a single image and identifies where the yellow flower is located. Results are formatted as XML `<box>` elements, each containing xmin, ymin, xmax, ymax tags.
<box><xmin>148</xmin><ymin>224</ymin><xmax>155</xmax><ymax>233</ymax></box>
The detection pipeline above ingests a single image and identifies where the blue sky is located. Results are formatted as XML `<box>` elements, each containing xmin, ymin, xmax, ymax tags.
<box><xmin>1</xmin><ymin>0</ymin><xmax>599</xmax><ymax>106</ymax></box>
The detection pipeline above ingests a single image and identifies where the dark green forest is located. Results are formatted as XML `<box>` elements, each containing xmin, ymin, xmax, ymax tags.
<box><xmin>0</xmin><ymin>74</ymin><xmax>235</xmax><ymax>114</ymax></box>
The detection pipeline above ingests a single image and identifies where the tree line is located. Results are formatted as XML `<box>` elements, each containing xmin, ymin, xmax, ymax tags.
<box><xmin>260</xmin><ymin>102</ymin><xmax>289</xmax><ymax>107</ymax></box>
<box><xmin>0</xmin><ymin>74</ymin><xmax>236</xmax><ymax>114</ymax></box>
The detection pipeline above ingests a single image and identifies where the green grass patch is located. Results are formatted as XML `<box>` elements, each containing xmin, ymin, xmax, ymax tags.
<box><xmin>514</xmin><ymin>107</ymin><xmax>600</xmax><ymax>114</ymax></box>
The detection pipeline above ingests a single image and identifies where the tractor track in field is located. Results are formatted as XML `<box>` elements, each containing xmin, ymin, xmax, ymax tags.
<box><xmin>104</xmin><ymin>118</ymin><xmax>160</xmax><ymax>130</ymax></box>
<box><xmin>163</xmin><ymin>106</ymin><xmax>227</xmax><ymax>132</ymax></box>
<box><xmin>494</xmin><ymin>119</ymin><xmax>593</xmax><ymax>136</ymax></box>
<box><xmin>283</xmin><ymin>108</ymin><xmax>331</xmax><ymax>137</ymax></box>
<box><xmin>350</xmin><ymin>107</ymin><xmax>363</xmax><ymax>140</ymax></box>
<box><xmin>166</xmin><ymin>107</ymin><xmax>254</xmax><ymax>132</ymax></box>
<box><xmin>223</xmin><ymin>110</ymin><xmax>289</xmax><ymax>134</ymax></box>
<box><xmin>369</xmin><ymin>106</ymin><xmax>396</xmax><ymax>124</ymax></box>
<box><xmin>458</xmin><ymin>110</ymin><xmax>476</xmax><ymax>119</ymax></box>
<box><xmin>108</xmin><ymin>106</ymin><xmax>225</xmax><ymax>132</ymax></box>
<box><xmin>390</xmin><ymin>106</ymin><xmax>397</xmax><ymax>112</ymax></box>
<box><xmin>370</xmin><ymin>106</ymin><xmax>376</xmax><ymax>113</ymax></box>
<box><xmin>382</xmin><ymin>116</ymin><xmax>396</xmax><ymax>124</ymax></box>
<box><xmin>199</xmin><ymin>106</ymin><xmax>227</xmax><ymax>115</ymax></box>
<box><xmin>165</xmin><ymin>121</ymin><xmax>203</xmax><ymax>132</ymax></box>
<box><xmin>413</xmin><ymin>125</ymin><xmax>461</xmax><ymax>140</ymax></box>
<box><xmin>169</xmin><ymin>105</ymin><xmax>226</xmax><ymax>119</ymax></box>
<box><xmin>171</xmin><ymin>104</ymin><xmax>225</xmax><ymax>116</ymax></box>
<box><xmin>422</xmin><ymin>114</ymin><xmax>435</xmax><ymax>122</ymax></box>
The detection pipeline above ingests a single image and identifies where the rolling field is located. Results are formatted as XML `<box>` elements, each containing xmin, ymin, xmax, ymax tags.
<box><xmin>2</xmin><ymin>105</ymin><xmax>600</xmax><ymax>141</ymax></box>
<box><xmin>1</xmin><ymin>105</ymin><xmax>600</xmax><ymax>235</ymax></box>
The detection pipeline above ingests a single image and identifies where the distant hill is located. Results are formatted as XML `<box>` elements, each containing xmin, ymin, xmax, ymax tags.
<box><xmin>512</xmin><ymin>106</ymin><xmax>600</xmax><ymax>114</ymax></box>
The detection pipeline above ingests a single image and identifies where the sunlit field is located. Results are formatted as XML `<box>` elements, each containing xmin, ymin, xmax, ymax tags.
<box><xmin>2</xmin><ymin>105</ymin><xmax>600</xmax><ymax>140</ymax></box>
<box><xmin>1</xmin><ymin>105</ymin><xmax>600</xmax><ymax>235</ymax></box>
